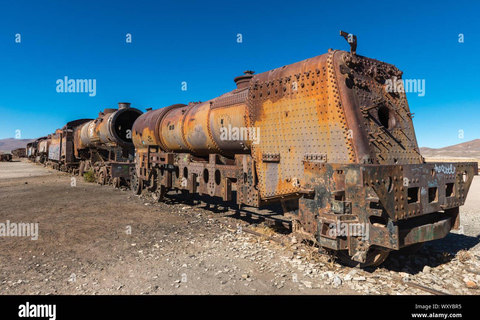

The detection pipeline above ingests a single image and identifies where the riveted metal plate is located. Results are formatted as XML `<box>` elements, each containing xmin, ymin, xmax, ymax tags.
<box><xmin>211</xmin><ymin>88</ymin><xmax>248</xmax><ymax>109</ymax></box>
<box><xmin>261</xmin><ymin>153</ymin><xmax>280</xmax><ymax>163</ymax></box>
<box><xmin>246</xmin><ymin>52</ymin><xmax>354</xmax><ymax>198</ymax></box>
<box><xmin>333</xmin><ymin>51</ymin><xmax>424</xmax><ymax>165</ymax></box>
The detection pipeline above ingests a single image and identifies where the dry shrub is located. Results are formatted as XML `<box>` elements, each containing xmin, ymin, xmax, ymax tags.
<box><xmin>457</xmin><ymin>249</ymin><xmax>472</xmax><ymax>263</ymax></box>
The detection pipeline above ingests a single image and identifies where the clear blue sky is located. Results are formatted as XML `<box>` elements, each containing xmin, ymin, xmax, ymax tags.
<box><xmin>0</xmin><ymin>0</ymin><xmax>478</xmax><ymax>148</ymax></box>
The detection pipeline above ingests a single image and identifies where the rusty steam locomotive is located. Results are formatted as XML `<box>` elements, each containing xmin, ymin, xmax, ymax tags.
<box><xmin>27</xmin><ymin>33</ymin><xmax>477</xmax><ymax>267</ymax></box>
<box><xmin>27</xmin><ymin>103</ymin><xmax>142</xmax><ymax>187</ymax></box>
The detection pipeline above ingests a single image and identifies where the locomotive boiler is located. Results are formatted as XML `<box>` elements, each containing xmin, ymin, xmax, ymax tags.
<box><xmin>131</xmin><ymin>32</ymin><xmax>477</xmax><ymax>267</ymax></box>
<box><xmin>74</xmin><ymin>102</ymin><xmax>143</xmax><ymax>186</ymax></box>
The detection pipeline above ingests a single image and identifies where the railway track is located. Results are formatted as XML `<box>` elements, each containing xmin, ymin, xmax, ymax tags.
<box><xmin>177</xmin><ymin>196</ymin><xmax>472</xmax><ymax>296</ymax></box>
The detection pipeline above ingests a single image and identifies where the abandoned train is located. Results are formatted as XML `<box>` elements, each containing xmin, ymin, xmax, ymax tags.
<box><xmin>27</xmin><ymin>103</ymin><xmax>142</xmax><ymax>187</ymax></box>
<box><xmin>27</xmin><ymin>34</ymin><xmax>477</xmax><ymax>267</ymax></box>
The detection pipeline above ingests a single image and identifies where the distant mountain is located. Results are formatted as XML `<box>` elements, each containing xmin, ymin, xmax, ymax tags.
<box><xmin>420</xmin><ymin>139</ymin><xmax>480</xmax><ymax>159</ymax></box>
<box><xmin>2</xmin><ymin>137</ymin><xmax>480</xmax><ymax>158</ymax></box>
<box><xmin>0</xmin><ymin>138</ymin><xmax>35</xmax><ymax>153</ymax></box>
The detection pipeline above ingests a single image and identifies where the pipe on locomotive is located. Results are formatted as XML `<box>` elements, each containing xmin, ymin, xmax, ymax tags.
<box><xmin>132</xmin><ymin>71</ymin><xmax>255</xmax><ymax>157</ymax></box>
<box><xmin>78</xmin><ymin>102</ymin><xmax>143</xmax><ymax>149</ymax></box>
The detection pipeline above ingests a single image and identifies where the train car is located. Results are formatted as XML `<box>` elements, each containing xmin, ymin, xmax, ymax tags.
<box><xmin>26</xmin><ymin>137</ymin><xmax>48</xmax><ymax>162</ymax></box>
<box><xmin>26</xmin><ymin>141</ymin><xmax>37</xmax><ymax>160</ymax></box>
<box><xmin>46</xmin><ymin>119</ymin><xmax>92</xmax><ymax>172</ymax></box>
<box><xmin>131</xmin><ymin>32</ymin><xmax>477</xmax><ymax>267</ymax></box>
<box><xmin>35</xmin><ymin>136</ymin><xmax>50</xmax><ymax>163</ymax></box>
<box><xmin>0</xmin><ymin>152</ymin><xmax>13</xmax><ymax>162</ymax></box>
<box><xmin>74</xmin><ymin>102</ymin><xmax>143</xmax><ymax>187</ymax></box>
<box><xmin>11</xmin><ymin>148</ymin><xmax>26</xmax><ymax>158</ymax></box>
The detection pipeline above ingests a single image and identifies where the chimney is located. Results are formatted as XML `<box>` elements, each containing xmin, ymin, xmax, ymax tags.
<box><xmin>234</xmin><ymin>70</ymin><xmax>254</xmax><ymax>90</ymax></box>
<box><xmin>118</xmin><ymin>102</ymin><xmax>131</xmax><ymax>109</ymax></box>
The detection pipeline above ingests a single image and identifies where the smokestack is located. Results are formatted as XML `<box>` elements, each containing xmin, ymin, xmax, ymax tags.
<box><xmin>234</xmin><ymin>71</ymin><xmax>254</xmax><ymax>90</ymax></box>
<box><xmin>118</xmin><ymin>102</ymin><xmax>131</xmax><ymax>109</ymax></box>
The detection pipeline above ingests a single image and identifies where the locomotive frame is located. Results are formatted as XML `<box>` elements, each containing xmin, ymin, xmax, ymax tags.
<box><xmin>129</xmin><ymin>33</ymin><xmax>477</xmax><ymax>267</ymax></box>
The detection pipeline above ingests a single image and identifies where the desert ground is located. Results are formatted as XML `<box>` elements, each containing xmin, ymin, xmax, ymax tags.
<box><xmin>0</xmin><ymin>159</ymin><xmax>479</xmax><ymax>295</ymax></box>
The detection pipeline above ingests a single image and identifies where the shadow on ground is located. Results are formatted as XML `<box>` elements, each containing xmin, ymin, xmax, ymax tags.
<box><xmin>150</xmin><ymin>190</ymin><xmax>480</xmax><ymax>274</ymax></box>
<box><xmin>370</xmin><ymin>232</ymin><xmax>480</xmax><ymax>274</ymax></box>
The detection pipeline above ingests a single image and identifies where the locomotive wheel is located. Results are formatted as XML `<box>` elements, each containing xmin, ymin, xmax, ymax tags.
<box><xmin>131</xmin><ymin>170</ymin><xmax>142</xmax><ymax>195</ymax></box>
<box><xmin>78</xmin><ymin>162</ymin><xmax>85</xmax><ymax>176</ymax></box>
<box><xmin>112</xmin><ymin>177</ymin><xmax>121</xmax><ymax>189</ymax></box>
<box><xmin>335</xmin><ymin>248</ymin><xmax>390</xmax><ymax>268</ymax></box>
<box><xmin>96</xmin><ymin>168</ymin><xmax>108</xmax><ymax>185</ymax></box>
<box><xmin>151</xmin><ymin>168</ymin><xmax>166</xmax><ymax>202</ymax></box>
<box><xmin>152</xmin><ymin>184</ymin><xmax>167</xmax><ymax>202</ymax></box>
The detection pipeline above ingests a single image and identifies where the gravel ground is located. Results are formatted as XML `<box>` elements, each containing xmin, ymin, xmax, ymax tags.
<box><xmin>0</xmin><ymin>159</ymin><xmax>479</xmax><ymax>295</ymax></box>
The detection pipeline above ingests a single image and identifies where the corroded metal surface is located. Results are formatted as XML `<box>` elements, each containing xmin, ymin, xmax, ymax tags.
<box><xmin>0</xmin><ymin>152</ymin><xmax>13</xmax><ymax>162</ymax></box>
<box><xmin>246</xmin><ymin>53</ymin><xmax>354</xmax><ymax>199</ymax></box>
<box><xmin>299</xmin><ymin>161</ymin><xmax>477</xmax><ymax>261</ymax></box>
<box><xmin>132</xmin><ymin>104</ymin><xmax>186</xmax><ymax>152</ymax></box>
<box><xmin>29</xmin><ymin>31</ymin><xmax>478</xmax><ymax>267</ymax></box>
<box><xmin>333</xmin><ymin>50</ymin><xmax>423</xmax><ymax>165</ymax></box>
<box><xmin>11</xmin><ymin>148</ymin><xmax>26</xmax><ymax>158</ymax></box>
<box><xmin>72</xmin><ymin>104</ymin><xmax>141</xmax><ymax>182</ymax></box>
<box><xmin>34</xmin><ymin>104</ymin><xmax>141</xmax><ymax>183</ymax></box>
<box><xmin>48</xmin><ymin>129</ymin><xmax>63</xmax><ymax>162</ymax></box>
<box><xmin>127</xmin><ymin>37</ymin><xmax>478</xmax><ymax>266</ymax></box>
<box><xmin>78</xmin><ymin>104</ymin><xmax>142</xmax><ymax>149</ymax></box>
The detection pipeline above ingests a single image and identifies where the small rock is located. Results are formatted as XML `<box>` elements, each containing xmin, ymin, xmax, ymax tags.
<box><xmin>353</xmin><ymin>276</ymin><xmax>366</xmax><ymax>281</ymax></box>
<box><xmin>423</xmin><ymin>266</ymin><xmax>431</xmax><ymax>273</ymax></box>
<box><xmin>302</xmin><ymin>281</ymin><xmax>313</xmax><ymax>288</ymax></box>
<box><xmin>332</xmin><ymin>276</ymin><xmax>342</xmax><ymax>287</ymax></box>
<box><xmin>347</xmin><ymin>269</ymin><xmax>357</xmax><ymax>277</ymax></box>
<box><xmin>464</xmin><ymin>279</ymin><xmax>478</xmax><ymax>289</ymax></box>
